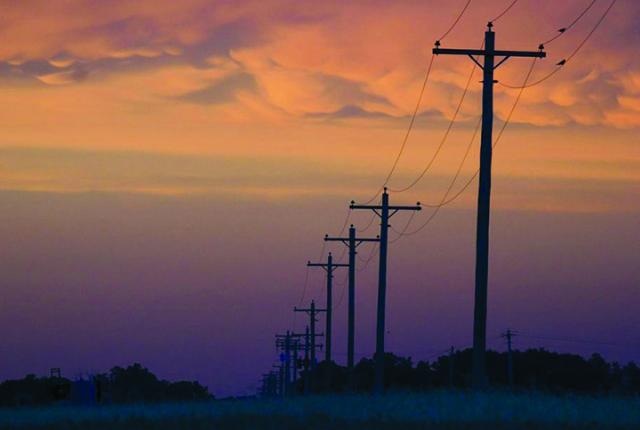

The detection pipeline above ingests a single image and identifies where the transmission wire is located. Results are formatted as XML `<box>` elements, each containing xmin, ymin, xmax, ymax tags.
<box><xmin>355</xmin><ymin>0</ymin><xmax>475</xmax><ymax>204</ymax></box>
<box><xmin>388</xmin><ymin>60</ymin><xmax>478</xmax><ymax>193</ymax></box>
<box><xmin>542</xmin><ymin>0</ymin><xmax>598</xmax><ymax>45</ymax></box>
<box><xmin>491</xmin><ymin>0</ymin><xmax>520</xmax><ymax>23</ymax></box>
<box><xmin>499</xmin><ymin>0</ymin><xmax>617</xmax><ymax>89</ymax></box>
<box><xmin>356</xmin><ymin>212</ymin><xmax>377</xmax><ymax>233</ymax></box>
<box><xmin>438</xmin><ymin>0</ymin><xmax>473</xmax><ymax>41</ymax></box>
<box><xmin>397</xmin><ymin>56</ymin><xmax>538</xmax><ymax>238</ymax></box>
<box><xmin>356</xmin><ymin>54</ymin><xmax>436</xmax><ymax>205</ymax></box>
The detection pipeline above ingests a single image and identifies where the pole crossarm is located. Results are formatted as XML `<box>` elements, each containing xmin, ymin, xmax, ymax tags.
<box><xmin>350</xmin><ymin>204</ymin><xmax>422</xmax><ymax>212</ymax></box>
<box><xmin>294</xmin><ymin>307</ymin><xmax>327</xmax><ymax>313</ymax></box>
<box><xmin>434</xmin><ymin>48</ymin><xmax>545</xmax><ymax>58</ymax></box>
<box><xmin>324</xmin><ymin>233</ymin><xmax>379</xmax><ymax>247</ymax></box>
<box><xmin>307</xmin><ymin>262</ymin><xmax>349</xmax><ymax>268</ymax></box>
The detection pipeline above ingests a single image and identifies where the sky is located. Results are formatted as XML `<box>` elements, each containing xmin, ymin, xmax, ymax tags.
<box><xmin>0</xmin><ymin>0</ymin><xmax>639</xmax><ymax>396</ymax></box>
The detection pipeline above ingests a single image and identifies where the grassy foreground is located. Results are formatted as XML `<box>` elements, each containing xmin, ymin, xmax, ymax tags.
<box><xmin>0</xmin><ymin>390</ymin><xmax>638</xmax><ymax>429</ymax></box>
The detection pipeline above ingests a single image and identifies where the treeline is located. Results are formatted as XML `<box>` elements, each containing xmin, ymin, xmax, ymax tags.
<box><xmin>0</xmin><ymin>363</ymin><xmax>211</xmax><ymax>407</ymax></box>
<box><xmin>301</xmin><ymin>348</ymin><xmax>640</xmax><ymax>395</ymax></box>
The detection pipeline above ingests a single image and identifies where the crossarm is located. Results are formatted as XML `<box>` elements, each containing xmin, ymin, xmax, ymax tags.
<box><xmin>434</xmin><ymin>47</ymin><xmax>545</xmax><ymax>58</ymax></box>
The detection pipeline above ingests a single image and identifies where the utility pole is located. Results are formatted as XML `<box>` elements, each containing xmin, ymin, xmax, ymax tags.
<box><xmin>350</xmin><ymin>188</ymin><xmax>421</xmax><ymax>394</ymax></box>
<box><xmin>290</xmin><ymin>326</ymin><xmax>322</xmax><ymax>395</ymax></box>
<box><xmin>278</xmin><ymin>333</ymin><xmax>306</xmax><ymax>395</ymax></box>
<box><xmin>303</xmin><ymin>326</ymin><xmax>311</xmax><ymax>393</ymax></box>
<box><xmin>294</xmin><ymin>326</ymin><xmax>322</xmax><ymax>394</ymax></box>
<box><xmin>294</xmin><ymin>301</ymin><xmax>326</xmax><ymax>370</ymax></box>
<box><xmin>502</xmin><ymin>328</ymin><xmax>516</xmax><ymax>387</ymax></box>
<box><xmin>433</xmin><ymin>23</ymin><xmax>545</xmax><ymax>389</ymax></box>
<box><xmin>273</xmin><ymin>364</ymin><xmax>284</xmax><ymax>397</ymax></box>
<box><xmin>325</xmin><ymin>225</ymin><xmax>379</xmax><ymax>389</ymax></box>
<box><xmin>307</xmin><ymin>253</ymin><xmax>349</xmax><ymax>363</ymax></box>
<box><xmin>292</xmin><ymin>339</ymin><xmax>300</xmax><ymax>384</ymax></box>
<box><xmin>275</xmin><ymin>332</ymin><xmax>293</xmax><ymax>396</ymax></box>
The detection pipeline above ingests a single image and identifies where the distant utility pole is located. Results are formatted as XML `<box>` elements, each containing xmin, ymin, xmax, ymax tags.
<box><xmin>273</xmin><ymin>364</ymin><xmax>284</xmax><ymax>397</ymax></box>
<box><xmin>290</xmin><ymin>326</ymin><xmax>322</xmax><ymax>394</ymax></box>
<box><xmin>275</xmin><ymin>332</ymin><xmax>293</xmax><ymax>396</ymax></box>
<box><xmin>433</xmin><ymin>23</ymin><xmax>545</xmax><ymax>389</ymax></box>
<box><xmin>325</xmin><ymin>225</ymin><xmax>379</xmax><ymax>388</ymax></box>
<box><xmin>307</xmin><ymin>253</ymin><xmax>349</xmax><ymax>362</ymax></box>
<box><xmin>294</xmin><ymin>301</ymin><xmax>326</xmax><ymax>370</ymax></box>
<box><xmin>292</xmin><ymin>338</ymin><xmax>300</xmax><ymax>384</ymax></box>
<box><xmin>502</xmin><ymin>328</ymin><xmax>516</xmax><ymax>387</ymax></box>
<box><xmin>351</xmin><ymin>188</ymin><xmax>421</xmax><ymax>394</ymax></box>
<box><xmin>278</xmin><ymin>333</ymin><xmax>306</xmax><ymax>395</ymax></box>
<box><xmin>303</xmin><ymin>326</ymin><xmax>311</xmax><ymax>393</ymax></box>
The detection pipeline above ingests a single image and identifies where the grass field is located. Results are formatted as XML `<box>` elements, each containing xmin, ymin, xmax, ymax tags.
<box><xmin>0</xmin><ymin>390</ymin><xmax>638</xmax><ymax>429</ymax></box>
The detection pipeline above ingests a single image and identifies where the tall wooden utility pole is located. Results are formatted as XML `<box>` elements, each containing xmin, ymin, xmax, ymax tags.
<box><xmin>433</xmin><ymin>23</ymin><xmax>545</xmax><ymax>389</ymax></box>
<box><xmin>307</xmin><ymin>253</ymin><xmax>348</xmax><ymax>362</ymax></box>
<box><xmin>325</xmin><ymin>225</ymin><xmax>379</xmax><ymax>389</ymax></box>
<box><xmin>502</xmin><ymin>328</ymin><xmax>516</xmax><ymax>387</ymax></box>
<box><xmin>351</xmin><ymin>188</ymin><xmax>421</xmax><ymax>394</ymax></box>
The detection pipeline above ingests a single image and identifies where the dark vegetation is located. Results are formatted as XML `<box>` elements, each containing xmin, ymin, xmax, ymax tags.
<box><xmin>302</xmin><ymin>348</ymin><xmax>640</xmax><ymax>395</ymax></box>
<box><xmin>0</xmin><ymin>363</ymin><xmax>211</xmax><ymax>407</ymax></box>
<box><xmin>2</xmin><ymin>348</ymin><xmax>639</xmax><ymax>409</ymax></box>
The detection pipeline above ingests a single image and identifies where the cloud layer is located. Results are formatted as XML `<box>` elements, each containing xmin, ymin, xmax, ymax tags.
<box><xmin>0</xmin><ymin>0</ymin><xmax>637</xmax><ymax>127</ymax></box>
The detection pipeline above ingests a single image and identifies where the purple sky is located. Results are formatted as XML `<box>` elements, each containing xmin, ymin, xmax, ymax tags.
<box><xmin>0</xmin><ymin>190</ymin><xmax>638</xmax><ymax>396</ymax></box>
<box><xmin>1</xmin><ymin>0</ymin><xmax>639</xmax><ymax>397</ymax></box>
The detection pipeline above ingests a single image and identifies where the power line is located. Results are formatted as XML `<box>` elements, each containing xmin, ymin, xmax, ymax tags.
<box><xmin>297</xmin><ymin>207</ymin><xmax>351</xmax><ymax>311</ymax></box>
<box><xmin>499</xmin><ymin>0</ymin><xmax>617</xmax><ymax>89</ymax></box>
<box><xmin>389</xmin><ymin>115</ymin><xmax>482</xmax><ymax>241</ymax></box>
<box><xmin>355</xmin><ymin>0</ymin><xmax>476</xmax><ymax>205</ymax></box>
<box><xmin>491</xmin><ymin>0</ymin><xmax>520</xmax><ymax>23</ymax></box>
<box><xmin>565</xmin><ymin>0</ymin><xmax>617</xmax><ymax>63</ymax></box>
<box><xmin>388</xmin><ymin>58</ymin><xmax>478</xmax><ymax>193</ymax></box>
<box><xmin>357</xmin><ymin>242</ymin><xmax>379</xmax><ymax>268</ymax></box>
<box><xmin>438</xmin><ymin>0</ymin><xmax>473</xmax><ymax>41</ymax></box>
<box><xmin>334</xmin><ymin>270</ymin><xmax>350</xmax><ymax>308</ymax></box>
<box><xmin>396</xmin><ymin>54</ymin><xmax>538</xmax><ymax>238</ymax></box>
<box><xmin>357</xmin><ymin>54</ymin><xmax>436</xmax><ymax>205</ymax></box>
<box><xmin>356</xmin><ymin>212</ymin><xmax>376</xmax><ymax>233</ymax></box>
<box><xmin>542</xmin><ymin>0</ymin><xmax>598</xmax><ymax>45</ymax></box>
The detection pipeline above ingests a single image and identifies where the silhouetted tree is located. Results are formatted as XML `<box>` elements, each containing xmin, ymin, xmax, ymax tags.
<box><xmin>299</xmin><ymin>349</ymin><xmax>640</xmax><ymax>395</ymax></box>
<box><xmin>0</xmin><ymin>363</ymin><xmax>212</xmax><ymax>407</ymax></box>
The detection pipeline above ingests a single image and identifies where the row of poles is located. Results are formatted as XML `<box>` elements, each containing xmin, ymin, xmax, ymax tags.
<box><xmin>262</xmin><ymin>25</ymin><xmax>545</xmax><ymax>396</ymax></box>
<box><xmin>262</xmin><ymin>326</ymin><xmax>517</xmax><ymax>397</ymax></box>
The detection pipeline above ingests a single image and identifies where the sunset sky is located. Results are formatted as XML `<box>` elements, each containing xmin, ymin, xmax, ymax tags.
<box><xmin>1</xmin><ymin>0</ymin><xmax>639</xmax><ymax>396</ymax></box>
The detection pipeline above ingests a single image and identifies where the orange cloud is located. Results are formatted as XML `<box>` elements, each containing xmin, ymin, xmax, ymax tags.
<box><xmin>0</xmin><ymin>0</ymin><xmax>638</xmax><ymax>211</ymax></box>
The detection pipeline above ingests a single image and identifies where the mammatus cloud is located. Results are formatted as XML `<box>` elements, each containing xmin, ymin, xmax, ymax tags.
<box><xmin>0</xmin><ymin>1</ymin><xmax>637</xmax><ymax>127</ymax></box>
<box><xmin>37</xmin><ymin>68</ymin><xmax>89</xmax><ymax>85</ymax></box>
